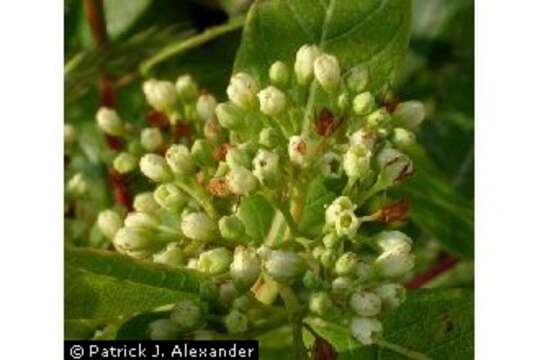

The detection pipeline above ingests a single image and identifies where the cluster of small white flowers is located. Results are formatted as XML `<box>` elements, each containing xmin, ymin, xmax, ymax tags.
<box><xmin>92</xmin><ymin>44</ymin><xmax>425</xmax><ymax>343</ymax></box>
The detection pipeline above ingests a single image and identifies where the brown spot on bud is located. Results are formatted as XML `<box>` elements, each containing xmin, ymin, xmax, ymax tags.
<box><xmin>108</xmin><ymin>169</ymin><xmax>132</xmax><ymax>210</ymax></box>
<box><xmin>146</xmin><ymin>110</ymin><xmax>169</xmax><ymax>129</ymax></box>
<box><xmin>213</xmin><ymin>143</ymin><xmax>231</xmax><ymax>161</ymax></box>
<box><xmin>384</xmin><ymin>98</ymin><xmax>400</xmax><ymax>113</ymax></box>
<box><xmin>105</xmin><ymin>135</ymin><xmax>123</xmax><ymax>150</ymax></box>
<box><xmin>172</xmin><ymin>122</ymin><xmax>191</xmax><ymax>142</ymax></box>
<box><xmin>204</xmin><ymin>118</ymin><xmax>222</xmax><ymax>141</ymax></box>
<box><xmin>295</xmin><ymin>140</ymin><xmax>307</xmax><ymax>155</ymax></box>
<box><xmin>379</xmin><ymin>199</ymin><xmax>410</xmax><ymax>224</ymax></box>
<box><xmin>315</xmin><ymin>108</ymin><xmax>335</xmax><ymax>136</ymax></box>
<box><xmin>396</xmin><ymin>162</ymin><xmax>413</xmax><ymax>182</ymax></box>
<box><xmin>208</xmin><ymin>178</ymin><xmax>231</xmax><ymax>198</ymax></box>
<box><xmin>311</xmin><ymin>336</ymin><xmax>337</xmax><ymax>360</ymax></box>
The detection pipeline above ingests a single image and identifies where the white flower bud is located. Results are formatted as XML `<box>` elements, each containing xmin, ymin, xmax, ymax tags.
<box><xmin>393</xmin><ymin>101</ymin><xmax>426</xmax><ymax>128</ymax></box>
<box><xmin>219</xmin><ymin>215</ymin><xmax>245</xmax><ymax>240</ymax></box>
<box><xmin>335</xmin><ymin>252</ymin><xmax>359</xmax><ymax>276</ymax></box>
<box><xmin>227</xmin><ymin>72</ymin><xmax>258</xmax><ymax>109</ymax></box>
<box><xmin>257</xmin><ymin>86</ymin><xmax>287</xmax><ymax>116</ymax></box>
<box><xmin>113</xmin><ymin>152</ymin><xmax>138</xmax><ymax>174</ymax></box>
<box><xmin>113</xmin><ymin>227</ymin><xmax>156</xmax><ymax>259</ymax></box>
<box><xmin>366</xmin><ymin>108</ymin><xmax>391</xmax><ymax>128</ymax></box>
<box><xmin>96</xmin><ymin>107</ymin><xmax>124</xmax><ymax>136</ymax></box>
<box><xmin>335</xmin><ymin>210</ymin><xmax>360</xmax><ymax>238</ymax></box>
<box><xmin>355</xmin><ymin>262</ymin><xmax>374</xmax><ymax>283</ymax></box>
<box><xmin>294</xmin><ymin>44</ymin><xmax>321</xmax><ymax>85</ymax></box>
<box><xmin>375</xmin><ymin>251</ymin><xmax>415</xmax><ymax>278</ymax></box>
<box><xmin>288</xmin><ymin>135</ymin><xmax>314</xmax><ymax>168</ymax></box>
<box><xmin>140</xmin><ymin>127</ymin><xmax>164</xmax><ymax>152</ymax></box>
<box><xmin>215</xmin><ymin>103</ymin><xmax>244</xmax><ymax>130</ymax></box>
<box><xmin>175</xmin><ymin>74</ymin><xmax>199</xmax><ymax>101</ymax></box>
<box><xmin>331</xmin><ymin>276</ymin><xmax>354</xmax><ymax>296</ymax></box>
<box><xmin>320</xmin><ymin>151</ymin><xmax>342</xmax><ymax>178</ymax></box>
<box><xmin>392</xmin><ymin>127</ymin><xmax>416</xmax><ymax>148</ymax></box>
<box><xmin>196</xmin><ymin>94</ymin><xmax>217</xmax><ymax>120</ymax></box>
<box><xmin>143</xmin><ymin>79</ymin><xmax>178</xmax><ymax>112</ymax></box>
<box><xmin>269</xmin><ymin>61</ymin><xmax>289</xmax><ymax>87</ymax></box>
<box><xmin>153</xmin><ymin>242</ymin><xmax>185</xmax><ymax>267</ymax></box>
<box><xmin>349</xmin><ymin>129</ymin><xmax>376</xmax><ymax>150</ymax></box>
<box><xmin>67</xmin><ymin>173</ymin><xmax>88</xmax><ymax>195</ymax></box>
<box><xmin>148</xmin><ymin>319</ymin><xmax>182</xmax><ymax>340</ymax></box>
<box><xmin>252</xmin><ymin>149</ymin><xmax>280</xmax><ymax>187</ymax></box>
<box><xmin>154</xmin><ymin>183</ymin><xmax>187</xmax><ymax>212</ymax></box>
<box><xmin>325</xmin><ymin>196</ymin><xmax>356</xmax><ymax>227</ymax></box>
<box><xmin>376</xmin><ymin>148</ymin><xmax>413</xmax><ymax>187</ymax></box>
<box><xmin>352</xmin><ymin>92</ymin><xmax>376</xmax><ymax>116</ymax></box>
<box><xmin>322</xmin><ymin>233</ymin><xmax>341</xmax><ymax>249</ymax></box>
<box><xmin>224</xmin><ymin>310</ymin><xmax>248</xmax><ymax>334</ymax></box>
<box><xmin>350</xmin><ymin>317</ymin><xmax>382</xmax><ymax>346</ymax></box>
<box><xmin>181</xmin><ymin>212</ymin><xmax>217</xmax><ymax>242</ymax></box>
<box><xmin>96</xmin><ymin>209</ymin><xmax>122</xmax><ymax>240</ymax></box>
<box><xmin>133</xmin><ymin>192</ymin><xmax>161</xmax><ymax>214</ymax></box>
<box><xmin>230</xmin><ymin>246</ymin><xmax>261</xmax><ymax>291</ymax></box>
<box><xmin>124</xmin><ymin>211</ymin><xmax>159</xmax><ymax>229</ymax></box>
<box><xmin>198</xmin><ymin>247</ymin><xmax>233</xmax><ymax>274</ymax></box>
<box><xmin>314</xmin><ymin>54</ymin><xmax>341</xmax><ymax>92</ymax></box>
<box><xmin>343</xmin><ymin>144</ymin><xmax>371</xmax><ymax>181</ymax></box>
<box><xmin>225</xmin><ymin>147</ymin><xmax>251</xmax><ymax>169</ymax></box>
<box><xmin>187</xmin><ymin>258</ymin><xmax>199</xmax><ymax>270</ymax></box>
<box><xmin>376</xmin><ymin>231</ymin><xmax>412</xmax><ymax>253</ymax></box>
<box><xmin>346</xmin><ymin>64</ymin><xmax>369</xmax><ymax>93</ymax></box>
<box><xmin>165</xmin><ymin>144</ymin><xmax>196</xmax><ymax>176</ymax></box>
<box><xmin>309</xmin><ymin>292</ymin><xmax>333</xmax><ymax>316</ymax></box>
<box><xmin>64</xmin><ymin>124</ymin><xmax>76</xmax><ymax>146</ymax></box>
<box><xmin>191</xmin><ymin>139</ymin><xmax>215</xmax><ymax>167</ymax></box>
<box><xmin>259</xmin><ymin>127</ymin><xmax>281</xmax><ymax>148</ymax></box>
<box><xmin>170</xmin><ymin>299</ymin><xmax>203</xmax><ymax>331</ymax></box>
<box><xmin>374</xmin><ymin>283</ymin><xmax>406</xmax><ymax>311</ymax></box>
<box><xmin>226</xmin><ymin>166</ymin><xmax>258</xmax><ymax>195</ymax></box>
<box><xmin>140</xmin><ymin>154</ymin><xmax>173</xmax><ymax>182</ymax></box>
<box><xmin>263</xmin><ymin>250</ymin><xmax>306</xmax><ymax>283</ymax></box>
<box><xmin>350</xmin><ymin>291</ymin><xmax>382</xmax><ymax>316</ymax></box>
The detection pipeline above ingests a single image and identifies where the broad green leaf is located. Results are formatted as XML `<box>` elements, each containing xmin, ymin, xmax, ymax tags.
<box><xmin>298</xmin><ymin>176</ymin><xmax>345</xmax><ymax>237</ymax></box>
<box><xmin>308</xmin><ymin>288</ymin><xmax>473</xmax><ymax>359</ymax></box>
<box><xmin>65</xmin><ymin>247</ymin><xmax>211</xmax><ymax>319</ymax></box>
<box><xmin>64</xmin><ymin>320</ymin><xmax>96</xmax><ymax>340</ymax></box>
<box><xmin>234</xmin><ymin>0</ymin><xmax>412</xmax><ymax>94</ymax></box>
<box><xmin>237</xmin><ymin>194</ymin><xmax>289</xmax><ymax>245</ymax></box>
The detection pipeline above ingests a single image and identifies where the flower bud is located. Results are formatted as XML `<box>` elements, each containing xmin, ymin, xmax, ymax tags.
<box><xmin>191</xmin><ymin>139</ymin><xmax>215</xmax><ymax>167</ymax></box>
<box><xmin>148</xmin><ymin>319</ymin><xmax>182</xmax><ymax>340</ymax></box>
<box><xmin>331</xmin><ymin>276</ymin><xmax>354</xmax><ymax>296</ymax></box>
<box><xmin>215</xmin><ymin>103</ymin><xmax>244</xmax><ymax>130</ymax></box>
<box><xmin>153</xmin><ymin>242</ymin><xmax>185</xmax><ymax>267</ymax></box>
<box><xmin>322</xmin><ymin>233</ymin><xmax>341</xmax><ymax>249</ymax></box>
<box><xmin>140</xmin><ymin>154</ymin><xmax>173</xmax><ymax>182</ymax></box>
<box><xmin>269</xmin><ymin>61</ymin><xmax>289</xmax><ymax>87</ymax></box>
<box><xmin>133</xmin><ymin>192</ymin><xmax>160</xmax><ymax>214</ymax></box>
<box><xmin>113</xmin><ymin>227</ymin><xmax>156</xmax><ymax>259</ymax></box>
<box><xmin>349</xmin><ymin>128</ymin><xmax>376</xmax><ymax>150</ymax></box>
<box><xmin>350</xmin><ymin>291</ymin><xmax>382</xmax><ymax>316</ymax></box>
<box><xmin>187</xmin><ymin>258</ymin><xmax>199</xmax><ymax>270</ymax></box>
<box><xmin>181</xmin><ymin>212</ymin><xmax>217</xmax><ymax>242</ymax></box>
<box><xmin>346</xmin><ymin>64</ymin><xmax>369</xmax><ymax>93</ymax></box>
<box><xmin>96</xmin><ymin>209</ymin><xmax>122</xmax><ymax>240</ymax></box>
<box><xmin>375</xmin><ymin>251</ymin><xmax>415</xmax><ymax>278</ymax></box>
<box><xmin>198</xmin><ymin>247</ymin><xmax>233</xmax><ymax>274</ymax></box>
<box><xmin>374</xmin><ymin>283</ymin><xmax>406</xmax><ymax>311</ymax></box>
<box><xmin>140</xmin><ymin>127</ymin><xmax>164</xmax><ymax>152</ymax></box>
<box><xmin>143</xmin><ymin>79</ymin><xmax>178</xmax><ymax>112</ymax></box>
<box><xmin>64</xmin><ymin>124</ymin><xmax>76</xmax><ymax>146</ymax></box>
<box><xmin>175</xmin><ymin>75</ymin><xmax>199</xmax><ymax>102</ymax></box>
<box><xmin>392</xmin><ymin>127</ymin><xmax>416</xmax><ymax>148</ymax></box>
<box><xmin>314</xmin><ymin>54</ymin><xmax>341</xmax><ymax>92</ymax></box>
<box><xmin>96</xmin><ymin>107</ymin><xmax>124</xmax><ymax>136</ymax></box>
<box><xmin>355</xmin><ymin>262</ymin><xmax>374</xmax><ymax>283</ymax></box>
<box><xmin>259</xmin><ymin>127</ymin><xmax>281</xmax><ymax>148</ymax></box>
<box><xmin>225</xmin><ymin>147</ymin><xmax>251</xmax><ymax>169</ymax></box>
<box><xmin>343</xmin><ymin>144</ymin><xmax>371</xmax><ymax>181</ymax></box>
<box><xmin>376</xmin><ymin>148</ymin><xmax>413</xmax><ymax>188</ymax></box>
<box><xmin>366</xmin><ymin>108</ymin><xmax>391</xmax><ymax>128</ymax></box>
<box><xmin>335</xmin><ymin>210</ymin><xmax>360</xmax><ymax>238</ymax></box>
<box><xmin>170</xmin><ymin>299</ymin><xmax>204</xmax><ymax>331</ymax></box>
<box><xmin>67</xmin><ymin>173</ymin><xmax>88</xmax><ymax>195</ymax></box>
<box><xmin>294</xmin><ymin>44</ymin><xmax>321</xmax><ymax>85</ymax></box>
<box><xmin>226</xmin><ymin>166</ymin><xmax>258</xmax><ymax>195</ymax></box>
<box><xmin>224</xmin><ymin>310</ymin><xmax>248</xmax><ymax>334</ymax></box>
<box><xmin>320</xmin><ymin>152</ymin><xmax>342</xmax><ymax>178</ymax></box>
<box><xmin>230</xmin><ymin>246</ymin><xmax>261</xmax><ymax>291</ymax></box>
<box><xmin>309</xmin><ymin>292</ymin><xmax>333</xmax><ymax>316</ymax></box>
<box><xmin>196</xmin><ymin>94</ymin><xmax>217</xmax><ymax>120</ymax></box>
<box><xmin>124</xmin><ymin>212</ymin><xmax>159</xmax><ymax>229</ymax></box>
<box><xmin>338</xmin><ymin>93</ymin><xmax>351</xmax><ymax>113</ymax></box>
<box><xmin>153</xmin><ymin>183</ymin><xmax>186</xmax><ymax>212</ymax></box>
<box><xmin>113</xmin><ymin>152</ymin><xmax>138</xmax><ymax>174</ymax></box>
<box><xmin>352</xmin><ymin>92</ymin><xmax>375</xmax><ymax>116</ymax></box>
<box><xmin>325</xmin><ymin>196</ymin><xmax>356</xmax><ymax>227</ymax></box>
<box><xmin>227</xmin><ymin>72</ymin><xmax>258</xmax><ymax>109</ymax></box>
<box><xmin>219</xmin><ymin>215</ymin><xmax>245</xmax><ymax>240</ymax></box>
<box><xmin>376</xmin><ymin>231</ymin><xmax>412</xmax><ymax>253</ymax></box>
<box><xmin>350</xmin><ymin>317</ymin><xmax>382</xmax><ymax>346</ymax></box>
<box><xmin>263</xmin><ymin>250</ymin><xmax>306</xmax><ymax>283</ymax></box>
<box><xmin>288</xmin><ymin>135</ymin><xmax>314</xmax><ymax>168</ymax></box>
<box><xmin>393</xmin><ymin>100</ymin><xmax>426</xmax><ymax>128</ymax></box>
<box><xmin>165</xmin><ymin>144</ymin><xmax>196</xmax><ymax>176</ymax></box>
<box><xmin>252</xmin><ymin>149</ymin><xmax>280</xmax><ymax>187</ymax></box>
<box><xmin>335</xmin><ymin>252</ymin><xmax>359</xmax><ymax>276</ymax></box>
<box><xmin>257</xmin><ymin>86</ymin><xmax>287</xmax><ymax>116</ymax></box>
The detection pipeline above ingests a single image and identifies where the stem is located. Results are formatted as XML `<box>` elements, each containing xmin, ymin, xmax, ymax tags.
<box><xmin>376</xmin><ymin>339</ymin><xmax>431</xmax><ymax>360</ymax></box>
<box><xmin>140</xmin><ymin>17</ymin><xmax>245</xmax><ymax>76</ymax></box>
<box><xmin>405</xmin><ymin>255</ymin><xmax>459</xmax><ymax>289</ymax></box>
<box><xmin>279</xmin><ymin>285</ymin><xmax>309</xmax><ymax>360</ymax></box>
<box><xmin>175</xmin><ymin>178</ymin><xmax>218</xmax><ymax>220</ymax></box>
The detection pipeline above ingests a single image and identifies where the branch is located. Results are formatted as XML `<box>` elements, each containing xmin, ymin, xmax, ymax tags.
<box><xmin>405</xmin><ymin>255</ymin><xmax>459</xmax><ymax>289</ymax></box>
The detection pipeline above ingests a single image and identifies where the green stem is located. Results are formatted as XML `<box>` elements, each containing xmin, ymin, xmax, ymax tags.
<box><xmin>175</xmin><ymin>178</ymin><xmax>218</xmax><ymax>220</ymax></box>
<box><xmin>140</xmin><ymin>17</ymin><xmax>245</xmax><ymax>76</ymax></box>
<box><xmin>279</xmin><ymin>285</ymin><xmax>309</xmax><ymax>360</ymax></box>
<box><xmin>376</xmin><ymin>339</ymin><xmax>431</xmax><ymax>360</ymax></box>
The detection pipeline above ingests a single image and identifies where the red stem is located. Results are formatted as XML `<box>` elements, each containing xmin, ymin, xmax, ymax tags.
<box><xmin>405</xmin><ymin>255</ymin><xmax>459</xmax><ymax>289</ymax></box>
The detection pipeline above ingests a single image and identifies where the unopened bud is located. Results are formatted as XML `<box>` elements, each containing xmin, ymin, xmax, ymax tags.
<box><xmin>143</xmin><ymin>79</ymin><xmax>178</xmax><ymax>112</ymax></box>
<box><xmin>181</xmin><ymin>212</ymin><xmax>217</xmax><ymax>242</ymax></box>
<box><xmin>352</xmin><ymin>92</ymin><xmax>376</xmax><ymax>116</ymax></box>
<box><xmin>309</xmin><ymin>292</ymin><xmax>333</xmax><ymax>316</ymax></box>
<box><xmin>377</xmin><ymin>231</ymin><xmax>412</xmax><ymax>253</ymax></box>
<box><xmin>322</xmin><ymin>233</ymin><xmax>341</xmax><ymax>249</ymax></box>
<box><xmin>154</xmin><ymin>183</ymin><xmax>186</xmax><ymax>212</ymax></box>
<box><xmin>288</xmin><ymin>135</ymin><xmax>314</xmax><ymax>168</ymax></box>
<box><xmin>175</xmin><ymin>75</ymin><xmax>199</xmax><ymax>102</ymax></box>
<box><xmin>96</xmin><ymin>107</ymin><xmax>124</xmax><ymax>136</ymax></box>
<box><xmin>170</xmin><ymin>299</ymin><xmax>204</xmax><ymax>331</ymax></box>
<box><xmin>148</xmin><ymin>319</ymin><xmax>182</xmax><ymax>340</ymax></box>
<box><xmin>335</xmin><ymin>252</ymin><xmax>359</xmax><ymax>275</ymax></box>
<box><xmin>226</xmin><ymin>166</ymin><xmax>258</xmax><ymax>195</ymax></box>
<box><xmin>343</xmin><ymin>144</ymin><xmax>371</xmax><ymax>181</ymax></box>
<box><xmin>219</xmin><ymin>215</ymin><xmax>245</xmax><ymax>240</ymax></box>
<box><xmin>259</xmin><ymin>127</ymin><xmax>281</xmax><ymax>148</ymax></box>
<box><xmin>165</xmin><ymin>144</ymin><xmax>196</xmax><ymax>176</ymax></box>
<box><xmin>224</xmin><ymin>310</ymin><xmax>248</xmax><ymax>334</ymax></box>
<box><xmin>314</xmin><ymin>54</ymin><xmax>341</xmax><ymax>92</ymax></box>
<box><xmin>227</xmin><ymin>72</ymin><xmax>258</xmax><ymax>109</ymax></box>
<box><xmin>97</xmin><ymin>209</ymin><xmax>122</xmax><ymax>240</ymax></box>
<box><xmin>216</xmin><ymin>103</ymin><xmax>244</xmax><ymax>130</ymax></box>
<box><xmin>191</xmin><ymin>139</ymin><xmax>215</xmax><ymax>167</ymax></box>
<box><xmin>153</xmin><ymin>242</ymin><xmax>185</xmax><ymax>267</ymax></box>
<box><xmin>374</xmin><ymin>283</ymin><xmax>406</xmax><ymax>311</ymax></box>
<box><xmin>196</xmin><ymin>94</ymin><xmax>217</xmax><ymax>120</ymax></box>
<box><xmin>198</xmin><ymin>247</ymin><xmax>233</xmax><ymax>274</ymax></box>
<box><xmin>376</xmin><ymin>148</ymin><xmax>413</xmax><ymax>188</ymax></box>
<box><xmin>346</xmin><ymin>64</ymin><xmax>369</xmax><ymax>93</ymax></box>
<box><xmin>140</xmin><ymin>154</ymin><xmax>173</xmax><ymax>182</ymax></box>
<box><xmin>230</xmin><ymin>246</ymin><xmax>261</xmax><ymax>291</ymax></box>
<box><xmin>113</xmin><ymin>227</ymin><xmax>156</xmax><ymax>259</ymax></box>
<box><xmin>257</xmin><ymin>86</ymin><xmax>287</xmax><ymax>116</ymax></box>
<box><xmin>350</xmin><ymin>291</ymin><xmax>382</xmax><ymax>316</ymax></box>
<box><xmin>263</xmin><ymin>250</ymin><xmax>306</xmax><ymax>283</ymax></box>
<box><xmin>331</xmin><ymin>276</ymin><xmax>354</xmax><ymax>296</ymax></box>
<box><xmin>392</xmin><ymin>127</ymin><xmax>416</xmax><ymax>148</ymax></box>
<box><xmin>140</xmin><ymin>127</ymin><xmax>164</xmax><ymax>152</ymax></box>
<box><xmin>225</xmin><ymin>147</ymin><xmax>251</xmax><ymax>169</ymax></box>
<box><xmin>124</xmin><ymin>211</ymin><xmax>159</xmax><ymax>229</ymax></box>
<box><xmin>133</xmin><ymin>192</ymin><xmax>160</xmax><ymax>214</ymax></box>
<box><xmin>294</xmin><ymin>44</ymin><xmax>321</xmax><ymax>85</ymax></box>
<box><xmin>67</xmin><ymin>173</ymin><xmax>88</xmax><ymax>195</ymax></box>
<box><xmin>366</xmin><ymin>108</ymin><xmax>391</xmax><ymax>128</ymax></box>
<box><xmin>355</xmin><ymin>262</ymin><xmax>374</xmax><ymax>283</ymax></box>
<box><xmin>375</xmin><ymin>251</ymin><xmax>415</xmax><ymax>278</ymax></box>
<box><xmin>269</xmin><ymin>61</ymin><xmax>289</xmax><ymax>87</ymax></box>
<box><xmin>350</xmin><ymin>317</ymin><xmax>382</xmax><ymax>346</ymax></box>
<box><xmin>113</xmin><ymin>152</ymin><xmax>138</xmax><ymax>174</ymax></box>
<box><xmin>393</xmin><ymin>101</ymin><xmax>425</xmax><ymax>128</ymax></box>
<box><xmin>349</xmin><ymin>129</ymin><xmax>376</xmax><ymax>150</ymax></box>
<box><xmin>252</xmin><ymin>149</ymin><xmax>280</xmax><ymax>187</ymax></box>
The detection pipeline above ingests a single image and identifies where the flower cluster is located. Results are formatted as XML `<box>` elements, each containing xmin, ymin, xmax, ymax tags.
<box><xmin>94</xmin><ymin>44</ymin><xmax>425</xmax><ymax>345</ymax></box>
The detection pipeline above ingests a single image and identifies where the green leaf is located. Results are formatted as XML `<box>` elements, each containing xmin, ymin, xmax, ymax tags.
<box><xmin>64</xmin><ymin>320</ymin><xmax>96</xmax><ymax>340</ymax></box>
<box><xmin>298</xmin><ymin>176</ymin><xmax>345</xmax><ymax>237</ymax></box>
<box><xmin>116</xmin><ymin>312</ymin><xmax>166</xmax><ymax>340</ymax></box>
<box><xmin>309</xmin><ymin>288</ymin><xmax>474</xmax><ymax>359</ymax></box>
<box><xmin>237</xmin><ymin>194</ymin><xmax>289</xmax><ymax>245</ymax></box>
<box><xmin>65</xmin><ymin>247</ymin><xmax>211</xmax><ymax>320</ymax></box>
<box><xmin>234</xmin><ymin>0</ymin><xmax>412</xmax><ymax>94</ymax></box>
